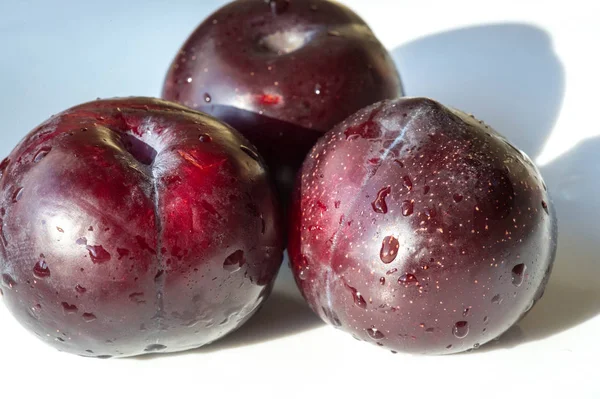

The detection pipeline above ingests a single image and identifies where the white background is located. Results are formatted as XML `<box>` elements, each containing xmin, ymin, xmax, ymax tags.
<box><xmin>1</xmin><ymin>0</ymin><xmax>599</xmax><ymax>397</ymax></box>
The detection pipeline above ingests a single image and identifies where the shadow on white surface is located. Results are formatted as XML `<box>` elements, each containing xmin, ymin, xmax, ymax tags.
<box><xmin>480</xmin><ymin>138</ymin><xmax>600</xmax><ymax>350</ymax></box>
<box><xmin>197</xmin><ymin>266</ymin><xmax>322</xmax><ymax>353</ymax></box>
<box><xmin>137</xmin><ymin>265</ymin><xmax>322</xmax><ymax>360</ymax></box>
<box><xmin>392</xmin><ymin>23</ymin><xmax>565</xmax><ymax>158</ymax></box>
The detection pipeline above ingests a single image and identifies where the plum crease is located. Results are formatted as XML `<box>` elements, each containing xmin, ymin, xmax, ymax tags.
<box><xmin>321</xmin><ymin>104</ymin><xmax>422</xmax><ymax>310</ymax></box>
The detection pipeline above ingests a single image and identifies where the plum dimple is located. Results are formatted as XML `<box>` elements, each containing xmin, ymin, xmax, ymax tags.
<box><xmin>161</xmin><ymin>0</ymin><xmax>403</xmax><ymax>200</ymax></box>
<box><xmin>289</xmin><ymin>97</ymin><xmax>557</xmax><ymax>355</ymax></box>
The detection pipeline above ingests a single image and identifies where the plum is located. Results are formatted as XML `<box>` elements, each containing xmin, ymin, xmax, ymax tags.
<box><xmin>0</xmin><ymin>97</ymin><xmax>283</xmax><ymax>357</ymax></box>
<box><xmin>162</xmin><ymin>0</ymin><xmax>403</xmax><ymax>200</ymax></box>
<box><xmin>288</xmin><ymin>97</ymin><xmax>557</xmax><ymax>354</ymax></box>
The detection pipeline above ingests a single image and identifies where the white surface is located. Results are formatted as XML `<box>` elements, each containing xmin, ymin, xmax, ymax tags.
<box><xmin>1</xmin><ymin>0</ymin><xmax>599</xmax><ymax>398</ymax></box>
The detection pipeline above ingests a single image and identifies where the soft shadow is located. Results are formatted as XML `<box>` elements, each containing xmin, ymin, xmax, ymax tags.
<box><xmin>477</xmin><ymin>137</ymin><xmax>600</xmax><ymax>350</ymax></box>
<box><xmin>198</xmin><ymin>266</ymin><xmax>321</xmax><ymax>353</ymax></box>
<box><xmin>392</xmin><ymin>23</ymin><xmax>565</xmax><ymax>158</ymax></box>
<box><xmin>518</xmin><ymin>137</ymin><xmax>600</xmax><ymax>340</ymax></box>
<box><xmin>137</xmin><ymin>262</ymin><xmax>321</xmax><ymax>360</ymax></box>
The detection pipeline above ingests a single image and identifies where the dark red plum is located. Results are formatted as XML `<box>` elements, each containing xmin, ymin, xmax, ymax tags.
<box><xmin>288</xmin><ymin>97</ymin><xmax>557</xmax><ymax>354</ymax></box>
<box><xmin>0</xmin><ymin>97</ymin><xmax>283</xmax><ymax>358</ymax></box>
<box><xmin>162</xmin><ymin>0</ymin><xmax>403</xmax><ymax>199</ymax></box>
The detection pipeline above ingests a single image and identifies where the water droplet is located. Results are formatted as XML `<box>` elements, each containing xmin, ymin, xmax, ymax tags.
<box><xmin>2</xmin><ymin>274</ymin><xmax>16</xmax><ymax>289</ymax></box>
<box><xmin>76</xmin><ymin>237</ymin><xmax>88</xmax><ymax>245</ymax></box>
<box><xmin>349</xmin><ymin>286</ymin><xmax>367</xmax><ymax>309</ymax></box>
<box><xmin>204</xmin><ymin>93</ymin><xmax>212</xmax><ymax>103</ymax></box>
<box><xmin>541</xmin><ymin>200</ymin><xmax>549</xmax><ymax>214</ymax></box>
<box><xmin>403</xmin><ymin>176</ymin><xmax>413</xmax><ymax>191</ymax></box>
<box><xmin>0</xmin><ymin>158</ymin><xmax>9</xmax><ymax>178</ymax></box>
<box><xmin>423</xmin><ymin>185</ymin><xmax>430</xmax><ymax>195</ymax></box>
<box><xmin>394</xmin><ymin>160</ymin><xmax>404</xmax><ymax>168</ymax></box>
<box><xmin>327</xmin><ymin>30</ymin><xmax>341</xmax><ymax>37</ymax></box>
<box><xmin>12</xmin><ymin>187</ymin><xmax>24</xmax><ymax>203</ymax></box>
<box><xmin>386</xmin><ymin>268</ymin><xmax>398</xmax><ymax>275</ymax></box>
<box><xmin>453</xmin><ymin>193</ymin><xmax>463</xmax><ymax>203</ymax></box>
<box><xmin>473</xmin><ymin>343</ymin><xmax>480</xmax><ymax>349</ymax></box>
<box><xmin>491</xmin><ymin>294</ymin><xmax>503</xmax><ymax>304</ymax></box>
<box><xmin>367</xmin><ymin>327</ymin><xmax>385</xmax><ymax>340</ymax></box>
<box><xmin>34</xmin><ymin>147</ymin><xmax>52</xmax><ymax>163</ymax></box>
<box><xmin>223</xmin><ymin>250</ymin><xmax>245</xmax><ymax>272</ymax></box>
<box><xmin>380</xmin><ymin>235</ymin><xmax>399</xmax><ymax>264</ymax></box>
<box><xmin>86</xmin><ymin>245</ymin><xmax>112</xmax><ymax>264</ymax></box>
<box><xmin>483</xmin><ymin>316</ymin><xmax>489</xmax><ymax>324</ymax></box>
<box><xmin>97</xmin><ymin>355</ymin><xmax>112</xmax><ymax>359</ymax></box>
<box><xmin>298</xmin><ymin>268</ymin><xmax>309</xmax><ymax>280</ymax></box>
<box><xmin>199</xmin><ymin>134</ymin><xmax>212</xmax><ymax>143</ymax></box>
<box><xmin>314</xmin><ymin>84</ymin><xmax>322</xmax><ymax>95</ymax></box>
<box><xmin>452</xmin><ymin>321</ymin><xmax>469</xmax><ymax>338</ymax></box>
<box><xmin>240</xmin><ymin>145</ymin><xmax>260</xmax><ymax>162</ymax></box>
<box><xmin>425</xmin><ymin>327</ymin><xmax>435</xmax><ymax>333</ymax></box>
<box><xmin>75</xmin><ymin>284</ymin><xmax>87</xmax><ymax>293</ymax></box>
<box><xmin>398</xmin><ymin>273</ymin><xmax>418</xmax><ymax>286</ymax></box>
<box><xmin>379</xmin><ymin>277</ymin><xmax>386</xmax><ymax>285</ymax></box>
<box><xmin>446</xmin><ymin>344</ymin><xmax>453</xmax><ymax>349</ymax></box>
<box><xmin>463</xmin><ymin>307</ymin><xmax>471</xmax><ymax>317</ymax></box>
<box><xmin>371</xmin><ymin>186</ymin><xmax>391</xmax><ymax>214</ymax></box>
<box><xmin>401</xmin><ymin>200</ymin><xmax>414</xmax><ymax>216</ymax></box>
<box><xmin>116</xmin><ymin>248</ymin><xmax>130</xmax><ymax>260</ymax></box>
<box><xmin>144</xmin><ymin>344</ymin><xmax>167</xmax><ymax>352</ymax></box>
<box><xmin>82</xmin><ymin>312</ymin><xmax>97</xmax><ymax>322</ymax></box>
<box><xmin>62</xmin><ymin>302</ymin><xmax>78</xmax><ymax>314</ymax></box>
<box><xmin>512</xmin><ymin>263</ymin><xmax>526</xmax><ymax>287</ymax></box>
<box><xmin>129</xmin><ymin>292</ymin><xmax>146</xmax><ymax>304</ymax></box>
<box><xmin>33</xmin><ymin>259</ymin><xmax>51</xmax><ymax>278</ymax></box>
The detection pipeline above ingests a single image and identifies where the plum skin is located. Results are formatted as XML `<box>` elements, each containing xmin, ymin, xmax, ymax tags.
<box><xmin>0</xmin><ymin>97</ymin><xmax>283</xmax><ymax>358</ymax></box>
<box><xmin>288</xmin><ymin>97</ymin><xmax>557</xmax><ymax>354</ymax></box>
<box><xmin>162</xmin><ymin>0</ymin><xmax>403</xmax><ymax>199</ymax></box>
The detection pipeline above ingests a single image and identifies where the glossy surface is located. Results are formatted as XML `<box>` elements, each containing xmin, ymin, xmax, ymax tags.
<box><xmin>289</xmin><ymin>97</ymin><xmax>557</xmax><ymax>354</ymax></box>
<box><xmin>162</xmin><ymin>0</ymin><xmax>403</xmax><ymax>198</ymax></box>
<box><xmin>0</xmin><ymin>97</ymin><xmax>283</xmax><ymax>357</ymax></box>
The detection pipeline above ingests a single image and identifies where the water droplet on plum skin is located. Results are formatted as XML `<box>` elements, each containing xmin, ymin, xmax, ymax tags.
<box><xmin>367</xmin><ymin>327</ymin><xmax>385</xmax><ymax>340</ymax></box>
<box><xmin>401</xmin><ymin>200</ymin><xmax>414</xmax><ymax>216</ymax></box>
<box><xmin>240</xmin><ymin>145</ymin><xmax>260</xmax><ymax>162</ymax></box>
<box><xmin>86</xmin><ymin>245</ymin><xmax>111</xmax><ymax>264</ymax></box>
<box><xmin>223</xmin><ymin>250</ymin><xmax>245</xmax><ymax>272</ymax></box>
<box><xmin>33</xmin><ymin>259</ymin><xmax>51</xmax><ymax>278</ymax></box>
<box><xmin>349</xmin><ymin>286</ymin><xmax>367</xmax><ymax>309</ymax></box>
<box><xmin>2</xmin><ymin>274</ymin><xmax>17</xmax><ymax>289</ymax></box>
<box><xmin>380</xmin><ymin>235</ymin><xmax>399</xmax><ymax>264</ymax></box>
<box><xmin>372</xmin><ymin>186</ymin><xmax>391</xmax><ymax>214</ymax></box>
<box><xmin>453</xmin><ymin>321</ymin><xmax>469</xmax><ymax>338</ymax></box>
<box><xmin>199</xmin><ymin>134</ymin><xmax>212</xmax><ymax>143</ymax></box>
<box><xmin>512</xmin><ymin>263</ymin><xmax>526</xmax><ymax>287</ymax></box>
<box><xmin>398</xmin><ymin>273</ymin><xmax>418</xmax><ymax>286</ymax></box>
<box><xmin>12</xmin><ymin>187</ymin><xmax>24</xmax><ymax>203</ymax></box>
<box><xmin>144</xmin><ymin>344</ymin><xmax>167</xmax><ymax>352</ymax></box>
<box><xmin>82</xmin><ymin>312</ymin><xmax>97</xmax><ymax>322</ymax></box>
<box><xmin>62</xmin><ymin>302</ymin><xmax>78</xmax><ymax>315</ymax></box>
<box><xmin>542</xmin><ymin>200</ymin><xmax>549</xmax><ymax>214</ymax></box>
<box><xmin>34</xmin><ymin>147</ymin><xmax>52</xmax><ymax>163</ymax></box>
